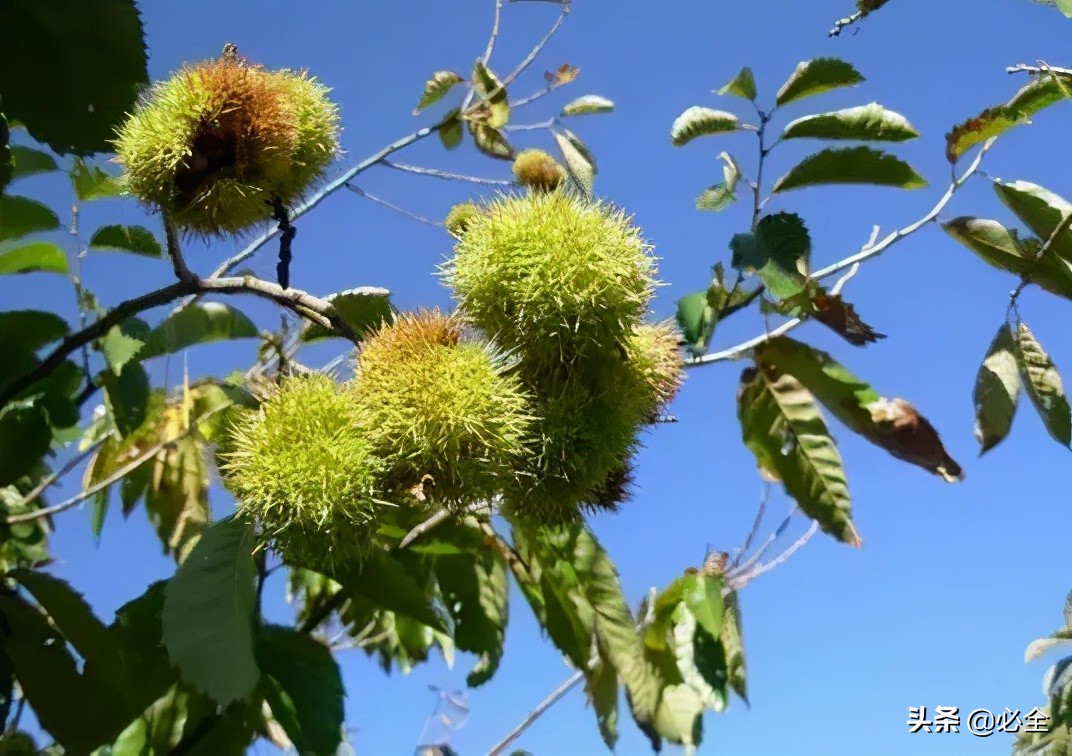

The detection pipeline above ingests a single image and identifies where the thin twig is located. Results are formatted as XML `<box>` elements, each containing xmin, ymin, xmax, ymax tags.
<box><xmin>509</xmin><ymin>81</ymin><xmax>564</xmax><ymax>109</ymax></box>
<box><xmin>381</xmin><ymin>160</ymin><xmax>514</xmax><ymax>186</ymax></box>
<box><xmin>726</xmin><ymin>520</ymin><xmax>820</xmax><ymax>591</ymax></box>
<box><xmin>399</xmin><ymin>509</ymin><xmax>453</xmax><ymax>550</ymax></box>
<box><xmin>503</xmin><ymin>119</ymin><xmax>557</xmax><ymax>132</ymax></box>
<box><xmin>487</xmin><ymin>671</ymin><xmax>584</xmax><ymax>756</ymax></box>
<box><xmin>6</xmin><ymin>404</ymin><xmax>231</xmax><ymax>525</ymax></box>
<box><xmin>208</xmin><ymin>115</ymin><xmax>456</xmax><ymax>280</ymax></box>
<box><xmin>501</xmin><ymin>6</ymin><xmax>570</xmax><ymax>88</ymax></box>
<box><xmin>164</xmin><ymin>215</ymin><xmax>196</xmax><ymax>282</ymax></box>
<box><xmin>461</xmin><ymin>0</ymin><xmax>507</xmax><ymax>113</ymax></box>
<box><xmin>734</xmin><ymin>482</ymin><xmax>770</xmax><ymax>569</ymax></box>
<box><xmin>688</xmin><ymin>137</ymin><xmax>995</xmax><ymax>369</ymax></box>
<box><xmin>7</xmin><ymin>437</ymin><xmax>108</xmax><ymax>513</ymax></box>
<box><xmin>1006</xmin><ymin>63</ymin><xmax>1072</xmax><ymax>77</ymax></box>
<box><xmin>344</xmin><ymin>184</ymin><xmax>445</xmax><ymax>227</ymax></box>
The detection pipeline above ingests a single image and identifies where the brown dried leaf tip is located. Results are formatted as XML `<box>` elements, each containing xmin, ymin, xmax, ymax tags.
<box><xmin>867</xmin><ymin>398</ymin><xmax>964</xmax><ymax>482</ymax></box>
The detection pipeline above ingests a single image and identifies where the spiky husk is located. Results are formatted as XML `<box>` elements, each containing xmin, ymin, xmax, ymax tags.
<box><xmin>444</xmin><ymin>192</ymin><xmax>659</xmax><ymax>365</ymax></box>
<box><xmin>220</xmin><ymin>374</ymin><xmax>382</xmax><ymax>572</ymax></box>
<box><xmin>114</xmin><ymin>56</ymin><xmax>339</xmax><ymax>235</ymax></box>
<box><xmin>351</xmin><ymin>309</ymin><xmax>532</xmax><ymax>508</ymax></box>
<box><xmin>444</xmin><ymin>201</ymin><xmax>484</xmax><ymax>240</ymax></box>
<box><xmin>512</xmin><ymin>149</ymin><xmax>566</xmax><ymax>192</ymax></box>
<box><xmin>626</xmin><ymin>320</ymin><xmax>687</xmax><ymax>415</ymax></box>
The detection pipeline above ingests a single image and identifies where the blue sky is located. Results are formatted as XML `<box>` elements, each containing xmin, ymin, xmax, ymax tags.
<box><xmin>6</xmin><ymin>1</ymin><xmax>1072</xmax><ymax>754</ymax></box>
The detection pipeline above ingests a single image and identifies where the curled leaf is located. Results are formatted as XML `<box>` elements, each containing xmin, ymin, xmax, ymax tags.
<box><xmin>671</xmin><ymin>107</ymin><xmax>739</xmax><ymax>147</ymax></box>
<box><xmin>414</xmin><ymin>71</ymin><xmax>464</xmax><ymax>114</ymax></box>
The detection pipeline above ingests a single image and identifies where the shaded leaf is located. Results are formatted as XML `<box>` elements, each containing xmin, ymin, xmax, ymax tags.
<box><xmin>586</xmin><ymin>658</ymin><xmax>619</xmax><ymax>749</ymax></box>
<box><xmin>439</xmin><ymin>109</ymin><xmax>463</xmax><ymax>151</ymax></box>
<box><xmin>776</xmin><ymin>285</ymin><xmax>885</xmax><ymax>346</ymax></box>
<box><xmin>0</xmin><ymin>0</ymin><xmax>147</xmax><ymax>155</ymax></box>
<box><xmin>138</xmin><ymin>302</ymin><xmax>258</xmax><ymax>361</ymax></box>
<box><xmin>973</xmin><ymin>323</ymin><xmax>1021</xmax><ymax>454</ymax></box>
<box><xmin>695</xmin><ymin>152</ymin><xmax>740</xmax><ymax>212</ymax></box>
<box><xmin>721</xmin><ymin>592</ymin><xmax>747</xmax><ymax>705</ymax></box>
<box><xmin>162</xmin><ymin>516</ymin><xmax>260</xmax><ymax>704</ymax></box>
<box><xmin>414</xmin><ymin>71</ymin><xmax>464</xmax><ymax>114</ymax></box>
<box><xmin>561</xmin><ymin>95</ymin><xmax>614</xmax><ymax>116</ymax></box>
<box><xmin>0</xmin><ymin>195</ymin><xmax>60</xmax><ymax>242</ymax></box>
<box><xmin>993</xmin><ymin>179</ymin><xmax>1072</xmax><ymax>262</ymax></box>
<box><xmin>0</xmin><ymin>404</ymin><xmax>51</xmax><ymax>487</ymax></box>
<box><xmin>71</xmin><ymin>158</ymin><xmax>122</xmax><ymax>201</ymax></box>
<box><xmin>671</xmin><ymin>107</ymin><xmax>739</xmax><ymax>146</ymax></box>
<box><xmin>716</xmin><ymin>67</ymin><xmax>757</xmax><ymax>101</ymax></box>
<box><xmin>676</xmin><ymin>292</ymin><xmax>715</xmax><ymax>352</ymax></box>
<box><xmin>553</xmin><ymin>130</ymin><xmax>594</xmax><ymax>197</ymax></box>
<box><xmin>738</xmin><ymin>364</ymin><xmax>860</xmax><ymax>546</ymax></box>
<box><xmin>100</xmin><ymin>317</ymin><xmax>151</xmax><ymax>375</ymax></box>
<box><xmin>755</xmin><ymin>336</ymin><xmax>964</xmax><ymax>481</ymax></box>
<box><xmin>0</xmin><ymin>310</ymin><xmax>69</xmax><ymax>355</ymax></box>
<box><xmin>1014</xmin><ymin>321</ymin><xmax>1072</xmax><ymax>448</ymax></box>
<box><xmin>101</xmin><ymin>362</ymin><xmax>151</xmax><ymax>436</ymax></box>
<box><xmin>730</xmin><ymin>212</ymin><xmax>810</xmax><ymax>299</ymax></box>
<box><xmin>0</xmin><ymin>242</ymin><xmax>69</xmax><ymax>275</ymax></box>
<box><xmin>781</xmin><ymin>103</ymin><xmax>918</xmax><ymax>142</ymax></box>
<box><xmin>772</xmin><ymin>147</ymin><xmax>926</xmax><ymax>193</ymax></box>
<box><xmin>301</xmin><ymin>286</ymin><xmax>393</xmax><ymax>343</ymax></box>
<box><xmin>9</xmin><ymin>147</ymin><xmax>58</xmax><ymax>181</ymax></box>
<box><xmin>89</xmin><ymin>224</ymin><xmax>163</xmax><ymax>258</ymax></box>
<box><xmin>472</xmin><ymin>61</ymin><xmax>509</xmax><ymax>128</ymax></box>
<box><xmin>345</xmin><ymin>549</ymin><xmax>447</xmax><ymax>632</ymax></box>
<box><xmin>467</xmin><ymin>122</ymin><xmax>514</xmax><ymax>161</ymax></box>
<box><xmin>775</xmin><ymin>58</ymin><xmax>864</xmax><ymax>107</ymax></box>
<box><xmin>258</xmin><ymin>625</ymin><xmax>344</xmax><ymax>756</ymax></box>
<box><xmin>0</xmin><ymin>116</ymin><xmax>9</xmax><ymax>194</ymax></box>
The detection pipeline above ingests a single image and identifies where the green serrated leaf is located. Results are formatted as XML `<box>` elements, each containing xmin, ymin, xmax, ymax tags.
<box><xmin>671</xmin><ymin>107</ymin><xmax>739</xmax><ymax>147</ymax></box>
<box><xmin>781</xmin><ymin>103</ymin><xmax>918</xmax><ymax>142</ymax></box>
<box><xmin>754</xmin><ymin>337</ymin><xmax>964</xmax><ymax>481</ymax></box>
<box><xmin>695</xmin><ymin>152</ymin><xmax>740</xmax><ymax>212</ymax></box>
<box><xmin>71</xmin><ymin>158</ymin><xmax>122</xmax><ymax>200</ymax></box>
<box><xmin>0</xmin><ymin>0</ymin><xmax>147</xmax><ymax>156</ymax></box>
<box><xmin>561</xmin><ymin>95</ymin><xmax>614</xmax><ymax>117</ymax></box>
<box><xmin>473</xmin><ymin>60</ymin><xmax>509</xmax><ymax>128</ymax></box>
<box><xmin>653</xmin><ymin>684</ymin><xmax>703</xmax><ymax>748</ymax></box>
<box><xmin>414</xmin><ymin>71</ymin><xmax>464</xmax><ymax>114</ymax></box>
<box><xmin>676</xmin><ymin>292</ymin><xmax>715</xmax><ymax>351</ymax></box>
<box><xmin>721</xmin><ymin>592</ymin><xmax>747</xmax><ymax>705</ymax></box>
<box><xmin>1057</xmin><ymin>0</ymin><xmax>1072</xmax><ymax>17</ymax></box>
<box><xmin>993</xmin><ymin>179</ymin><xmax>1072</xmax><ymax>263</ymax></box>
<box><xmin>772</xmin><ymin>146</ymin><xmax>926</xmax><ymax>193</ymax></box>
<box><xmin>345</xmin><ymin>549</ymin><xmax>447</xmax><ymax>632</ymax></box>
<box><xmin>587</xmin><ymin>658</ymin><xmax>619</xmax><ymax>749</ymax></box>
<box><xmin>738</xmin><ymin>364</ymin><xmax>860</xmax><ymax>546</ymax></box>
<box><xmin>729</xmin><ymin>212</ymin><xmax>811</xmax><ymax>299</ymax></box>
<box><xmin>100</xmin><ymin>317</ymin><xmax>151</xmax><ymax>375</ymax></box>
<box><xmin>138</xmin><ymin>302</ymin><xmax>258</xmax><ymax>361</ymax></box>
<box><xmin>301</xmin><ymin>286</ymin><xmax>393</xmax><ymax>343</ymax></box>
<box><xmin>9</xmin><ymin>146</ymin><xmax>58</xmax><ymax>181</ymax></box>
<box><xmin>258</xmin><ymin>625</ymin><xmax>344</xmax><ymax>756</ymax></box>
<box><xmin>162</xmin><ymin>515</ymin><xmax>260</xmax><ymax>704</ymax></box>
<box><xmin>1014</xmin><ymin>321</ymin><xmax>1072</xmax><ymax>449</ymax></box>
<box><xmin>0</xmin><ymin>195</ymin><xmax>60</xmax><ymax>242</ymax></box>
<box><xmin>468</xmin><ymin>121</ymin><xmax>514</xmax><ymax>160</ymax></box>
<box><xmin>89</xmin><ymin>224</ymin><xmax>162</xmax><ymax>258</ymax></box>
<box><xmin>0</xmin><ymin>242</ymin><xmax>69</xmax><ymax>275</ymax></box>
<box><xmin>973</xmin><ymin>323</ymin><xmax>1021</xmax><ymax>454</ymax></box>
<box><xmin>436</xmin><ymin>548</ymin><xmax>508</xmax><ymax>687</ymax></box>
<box><xmin>101</xmin><ymin>362</ymin><xmax>151</xmax><ymax>436</ymax></box>
<box><xmin>776</xmin><ymin>58</ymin><xmax>864</xmax><ymax>107</ymax></box>
<box><xmin>716</xmin><ymin>67</ymin><xmax>757</xmax><ymax>101</ymax></box>
<box><xmin>0</xmin><ymin>309</ymin><xmax>69</xmax><ymax>355</ymax></box>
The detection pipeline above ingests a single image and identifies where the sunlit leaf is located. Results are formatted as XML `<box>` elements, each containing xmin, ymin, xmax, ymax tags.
<box><xmin>772</xmin><ymin>147</ymin><xmax>926</xmax><ymax>193</ymax></box>
<box><xmin>653</xmin><ymin>684</ymin><xmax>704</xmax><ymax>748</ymax></box>
<box><xmin>0</xmin><ymin>242</ymin><xmax>69</xmax><ymax>275</ymax></box>
<box><xmin>676</xmin><ymin>292</ymin><xmax>715</xmax><ymax>352</ymax></box>
<box><xmin>301</xmin><ymin>286</ymin><xmax>393</xmax><ymax>343</ymax></box>
<box><xmin>716</xmin><ymin>67</ymin><xmax>757</xmax><ymax>101</ymax></box>
<box><xmin>100</xmin><ymin>317</ymin><xmax>151</xmax><ymax>375</ymax></box>
<box><xmin>71</xmin><ymin>158</ymin><xmax>123</xmax><ymax>200</ymax></box>
<box><xmin>721</xmin><ymin>592</ymin><xmax>748</xmax><ymax>705</ymax></box>
<box><xmin>0</xmin><ymin>0</ymin><xmax>148</xmax><ymax>155</ymax></box>
<box><xmin>781</xmin><ymin>103</ymin><xmax>918</xmax><ymax>142</ymax></box>
<box><xmin>162</xmin><ymin>515</ymin><xmax>260</xmax><ymax>704</ymax></box>
<box><xmin>973</xmin><ymin>323</ymin><xmax>1021</xmax><ymax>454</ymax></box>
<box><xmin>775</xmin><ymin>58</ymin><xmax>864</xmax><ymax>107</ymax></box>
<box><xmin>468</xmin><ymin>121</ymin><xmax>514</xmax><ymax>160</ymax></box>
<box><xmin>472</xmin><ymin>61</ymin><xmax>509</xmax><ymax>128</ymax></box>
<box><xmin>993</xmin><ymin>179</ymin><xmax>1072</xmax><ymax>263</ymax></box>
<box><xmin>754</xmin><ymin>336</ymin><xmax>964</xmax><ymax>481</ymax></box>
<box><xmin>414</xmin><ymin>71</ymin><xmax>464</xmax><ymax>114</ymax></box>
<box><xmin>89</xmin><ymin>224</ymin><xmax>162</xmax><ymax>258</ymax></box>
<box><xmin>1026</xmin><ymin>629</ymin><xmax>1072</xmax><ymax>664</ymax></box>
<box><xmin>738</xmin><ymin>363</ymin><xmax>860</xmax><ymax>546</ymax></box>
<box><xmin>1013</xmin><ymin>321</ymin><xmax>1072</xmax><ymax>449</ymax></box>
<box><xmin>587</xmin><ymin>658</ymin><xmax>619</xmax><ymax>749</ymax></box>
<box><xmin>671</xmin><ymin>107</ymin><xmax>739</xmax><ymax>146</ymax></box>
<box><xmin>101</xmin><ymin>362</ymin><xmax>150</xmax><ymax>437</ymax></box>
<box><xmin>695</xmin><ymin>152</ymin><xmax>740</xmax><ymax>211</ymax></box>
<box><xmin>0</xmin><ymin>195</ymin><xmax>60</xmax><ymax>242</ymax></box>
<box><xmin>561</xmin><ymin>95</ymin><xmax>614</xmax><ymax>116</ymax></box>
<box><xmin>553</xmin><ymin>130</ymin><xmax>594</xmax><ymax>196</ymax></box>
<box><xmin>138</xmin><ymin>302</ymin><xmax>258</xmax><ymax>361</ymax></box>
